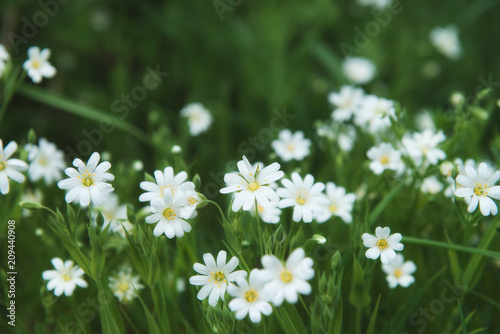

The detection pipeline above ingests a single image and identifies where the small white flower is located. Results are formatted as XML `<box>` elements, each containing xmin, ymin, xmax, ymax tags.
<box><xmin>189</xmin><ymin>250</ymin><xmax>247</xmax><ymax>307</ymax></box>
<box><xmin>176</xmin><ymin>278</ymin><xmax>186</xmax><ymax>293</ymax></box>
<box><xmin>316</xmin><ymin>182</ymin><xmax>356</xmax><ymax>223</ymax></box>
<box><xmin>366</xmin><ymin>143</ymin><xmax>405</xmax><ymax>175</ymax></box>
<box><xmin>355</xmin><ymin>95</ymin><xmax>396</xmax><ymax>133</ymax></box>
<box><xmin>228</xmin><ymin>269</ymin><xmax>273</xmax><ymax>323</ymax></box>
<box><xmin>133</xmin><ymin>160</ymin><xmax>144</xmax><ymax>171</ymax></box>
<box><xmin>271</xmin><ymin>129</ymin><xmax>311</xmax><ymax>162</ymax></box>
<box><xmin>402</xmin><ymin>130</ymin><xmax>446</xmax><ymax>166</ymax></box>
<box><xmin>362</xmin><ymin>226</ymin><xmax>404</xmax><ymax>264</ymax></box>
<box><xmin>91</xmin><ymin>194</ymin><xmax>129</xmax><ymax>232</ymax></box>
<box><xmin>180</xmin><ymin>102</ymin><xmax>213</xmax><ymax>136</ymax></box>
<box><xmin>139</xmin><ymin>166</ymin><xmax>195</xmax><ymax>203</ymax></box>
<box><xmin>252</xmin><ymin>200</ymin><xmax>282</xmax><ymax>224</ymax></box>
<box><xmin>260</xmin><ymin>248</ymin><xmax>314</xmax><ymax>306</ymax></box>
<box><xmin>42</xmin><ymin>258</ymin><xmax>88</xmax><ymax>297</ymax></box>
<box><xmin>342</xmin><ymin>57</ymin><xmax>376</xmax><ymax>85</ymax></box>
<box><xmin>145</xmin><ymin>193</ymin><xmax>192</xmax><ymax>238</ymax></box>
<box><xmin>421</xmin><ymin>176</ymin><xmax>444</xmax><ymax>195</ymax></box>
<box><xmin>21</xmin><ymin>188</ymin><xmax>43</xmax><ymax>217</ymax></box>
<box><xmin>338</xmin><ymin>125</ymin><xmax>357</xmax><ymax>152</ymax></box>
<box><xmin>108</xmin><ymin>266</ymin><xmax>144</xmax><ymax>302</ymax></box>
<box><xmin>26</xmin><ymin>138</ymin><xmax>65</xmax><ymax>185</ymax></box>
<box><xmin>0</xmin><ymin>44</ymin><xmax>9</xmax><ymax>78</ymax></box>
<box><xmin>454</xmin><ymin>162</ymin><xmax>500</xmax><ymax>216</ymax></box>
<box><xmin>171</xmin><ymin>145</ymin><xmax>182</xmax><ymax>153</ymax></box>
<box><xmin>57</xmin><ymin>152</ymin><xmax>114</xmax><ymax>207</ymax></box>
<box><xmin>180</xmin><ymin>189</ymin><xmax>203</xmax><ymax>219</ymax></box>
<box><xmin>0</xmin><ymin>140</ymin><xmax>28</xmax><ymax>195</ymax></box>
<box><xmin>382</xmin><ymin>254</ymin><xmax>416</xmax><ymax>288</ymax></box>
<box><xmin>415</xmin><ymin>110</ymin><xmax>436</xmax><ymax>132</ymax></box>
<box><xmin>328</xmin><ymin>86</ymin><xmax>364</xmax><ymax>122</ymax></box>
<box><xmin>23</xmin><ymin>46</ymin><xmax>56</xmax><ymax>83</ymax></box>
<box><xmin>220</xmin><ymin>156</ymin><xmax>284</xmax><ymax>212</ymax></box>
<box><xmin>430</xmin><ymin>25</ymin><xmax>462</xmax><ymax>60</ymax></box>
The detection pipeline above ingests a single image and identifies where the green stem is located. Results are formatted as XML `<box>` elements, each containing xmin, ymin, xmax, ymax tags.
<box><xmin>403</xmin><ymin>236</ymin><xmax>500</xmax><ymax>259</ymax></box>
<box><xmin>207</xmin><ymin>200</ymin><xmax>226</xmax><ymax>222</ymax></box>
<box><xmin>255</xmin><ymin>199</ymin><xmax>263</xmax><ymax>255</ymax></box>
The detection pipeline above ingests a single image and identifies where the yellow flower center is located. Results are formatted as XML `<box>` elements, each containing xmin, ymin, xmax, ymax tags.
<box><xmin>78</xmin><ymin>170</ymin><xmax>95</xmax><ymax>187</ymax></box>
<box><xmin>379</xmin><ymin>156</ymin><xmax>390</xmax><ymax>165</ymax></box>
<box><xmin>244</xmin><ymin>289</ymin><xmax>258</xmax><ymax>303</ymax></box>
<box><xmin>163</xmin><ymin>208</ymin><xmax>176</xmax><ymax>220</ymax></box>
<box><xmin>32</xmin><ymin>59</ymin><xmax>41</xmax><ymax>69</ymax></box>
<box><xmin>118</xmin><ymin>281</ymin><xmax>129</xmax><ymax>293</ymax></box>
<box><xmin>474</xmin><ymin>183</ymin><xmax>488</xmax><ymax>196</ymax></box>
<box><xmin>329</xmin><ymin>204</ymin><xmax>337</xmax><ymax>213</ymax></box>
<box><xmin>247</xmin><ymin>182</ymin><xmax>260</xmax><ymax>192</ymax></box>
<box><xmin>296</xmin><ymin>196</ymin><xmax>306</xmax><ymax>205</ymax></box>
<box><xmin>0</xmin><ymin>161</ymin><xmax>5</xmax><ymax>171</ymax></box>
<box><xmin>286</xmin><ymin>143</ymin><xmax>295</xmax><ymax>151</ymax></box>
<box><xmin>394</xmin><ymin>269</ymin><xmax>403</xmax><ymax>279</ymax></box>
<box><xmin>280</xmin><ymin>270</ymin><xmax>293</xmax><ymax>283</ymax></box>
<box><xmin>210</xmin><ymin>271</ymin><xmax>227</xmax><ymax>287</ymax></box>
<box><xmin>188</xmin><ymin>196</ymin><xmax>198</xmax><ymax>204</ymax></box>
<box><xmin>377</xmin><ymin>239</ymin><xmax>388</xmax><ymax>249</ymax></box>
<box><xmin>39</xmin><ymin>157</ymin><xmax>47</xmax><ymax>166</ymax></box>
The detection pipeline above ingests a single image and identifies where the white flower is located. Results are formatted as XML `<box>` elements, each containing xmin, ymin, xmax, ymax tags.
<box><xmin>228</xmin><ymin>269</ymin><xmax>273</xmax><ymax>323</ymax></box>
<box><xmin>180</xmin><ymin>189</ymin><xmax>203</xmax><ymax>219</ymax></box>
<box><xmin>382</xmin><ymin>254</ymin><xmax>416</xmax><ymax>288</ymax></box>
<box><xmin>189</xmin><ymin>250</ymin><xmax>247</xmax><ymax>307</ymax></box>
<box><xmin>421</xmin><ymin>176</ymin><xmax>444</xmax><ymax>195</ymax></box>
<box><xmin>252</xmin><ymin>200</ymin><xmax>282</xmax><ymax>224</ymax></box>
<box><xmin>316</xmin><ymin>182</ymin><xmax>356</xmax><ymax>223</ymax></box>
<box><xmin>42</xmin><ymin>258</ymin><xmax>88</xmax><ymax>296</ymax></box>
<box><xmin>402</xmin><ymin>130</ymin><xmax>446</xmax><ymax>167</ymax></box>
<box><xmin>342</xmin><ymin>57</ymin><xmax>376</xmax><ymax>85</ymax></box>
<box><xmin>57</xmin><ymin>152</ymin><xmax>114</xmax><ymax>207</ymax></box>
<box><xmin>271</xmin><ymin>129</ymin><xmax>311</xmax><ymax>162</ymax></box>
<box><xmin>277</xmin><ymin>173</ymin><xmax>328</xmax><ymax>223</ymax></box>
<box><xmin>220</xmin><ymin>156</ymin><xmax>284</xmax><ymax>212</ymax></box>
<box><xmin>21</xmin><ymin>188</ymin><xmax>43</xmax><ymax>217</ymax></box>
<box><xmin>366</xmin><ymin>143</ymin><xmax>405</xmax><ymax>175</ymax></box>
<box><xmin>430</xmin><ymin>25</ymin><xmax>462</xmax><ymax>60</ymax></box>
<box><xmin>139</xmin><ymin>167</ymin><xmax>195</xmax><ymax>203</ymax></box>
<box><xmin>180</xmin><ymin>102</ymin><xmax>213</xmax><ymax>136</ymax></box>
<box><xmin>0</xmin><ymin>44</ymin><xmax>9</xmax><ymax>78</ymax></box>
<box><xmin>108</xmin><ymin>266</ymin><xmax>144</xmax><ymax>302</ymax></box>
<box><xmin>171</xmin><ymin>145</ymin><xmax>182</xmax><ymax>153</ymax></box>
<box><xmin>454</xmin><ymin>162</ymin><xmax>500</xmax><ymax>216</ymax></box>
<box><xmin>328</xmin><ymin>86</ymin><xmax>364</xmax><ymax>122</ymax></box>
<box><xmin>145</xmin><ymin>193</ymin><xmax>192</xmax><ymax>238</ymax></box>
<box><xmin>338</xmin><ymin>125</ymin><xmax>357</xmax><ymax>152</ymax></box>
<box><xmin>0</xmin><ymin>140</ymin><xmax>28</xmax><ymax>195</ymax></box>
<box><xmin>357</xmin><ymin>0</ymin><xmax>393</xmax><ymax>9</ymax></box>
<box><xmin>260</xmin><ymin>248</ymin><xmax>314</xmax><ymax>306</ymax></box>
<box><xmin>355</xmin><ymin>95</ymin><xmax>396</xmax><ymax>133</ymax></box>
<box><xmin>91</xmin><ymin>194</ymin><xmax>129</xmax><ymax>232</ymax></box>
<box><xmin>362</xmin><ymin>226</ymin><xmax>404</xmax><ymax>264</ymax></box>
<box><xmin>415</xmin><ymin>110</ymin><xmax>436</xmax><ymax>132</ymax></box>
<box><xmin>25</xmin><ymin>138</ymin><xmax>65</xmax><ymax>185</ymax></box>
<box><xmin>23</xmin><ymin>46</ymin><xmax>56</xmax><ymax>83</ymax></box>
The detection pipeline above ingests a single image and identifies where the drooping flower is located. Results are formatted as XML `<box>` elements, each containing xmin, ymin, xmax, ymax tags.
<box><xmin>381</xmin><ymin>254</ymin><xmax>416</xmax><ymax>288</ymax></box>
<box><xmin>23</xmin><ymin>46</ymin><xmax>56</xmax><ymax>83</ymax></box>
<box><xmin>189</xmin><ymin>250</ymin><xmax>247</xmax><ymax>307</ymax></box>
<box><xmin>342</xmin><ymin>57</ymin><xmax>376</xmax><ymax>85</ymax></box>
<box><xmin>362</xmin><ymin>226</ymin><xmax>404</xmax><ymax>264</ymax></box>
<box><xmin>328</xmin><ymin>86</ymin><xmax>364</xmax><ymax>122</ymax></box>
<box><xmin>228</xmin><ymin>269</ymin><xmax>273</xmax><ymax>323</ymax></box>
<box><xmin>108</xmin><ymin>266</ymin><xmax>144</xmax><ymax>302</ymax></box>
<box><xmin>25</xmin><ymin>138</ymin><xmax>65</xmax><ymax>185</ymax></box>
<box><xmin>366</xmin><ymin>143</ymin><xmax>405</xmax><ymax>175</ymax></box>
<box><xmin>277</xmin><ymin>172</ymin><xmax>328</xmax><ymax>223</ymax></box>
<box><xmin>0</xmin><ymin>140</ymin><xmax>28</xmax><ymax>195</ymax></box>
<box><xmin>271</xmin><ymin>129</ymin><xmax>311</xmax><ymax>162</ymax></box>
<box><xmin>316</xmin><ymin>182</ymin><xmax>356</xmax><ymax>223</ymax></box>
<box><xmin>180</xmin><ymin>102</ymin><xmax>213</xmax><ymax>136</ymax></box>
<box><xmin>139</xmin><ymin>166</ymin><xmax>195</xmax><ymax>203</ymax></box>
<box><xmin>430</xmin><ymin>25</ymin><xmax>462</xmax><ymax>60</ymax></box>
<box><xmin>260</xmin><ymin>248</ymin><xmax>314</xmax><ymax>306</ymax></box>
<box><xmin>42</xmin><ymin>258</ymin><xmax>88</xmax><ymax>297</ymax></box>
<box><xmin>220</xmin><ymin>156</ymin><xmax>284</xmax><ymax>212</ymax></box>
<box><xmin>454</xmin><ymin>162</ymin><xmax>500</xmax><ymax>216</ymax></box>
<box><xmin>145</xmin><ymin>192</ymin><xmax>192</xmax><ymax>238</ymax></box>
<box><xmin>57</xmin><ymin>152</ymin><xmax>114</xmax><ymax>207</ymax></box>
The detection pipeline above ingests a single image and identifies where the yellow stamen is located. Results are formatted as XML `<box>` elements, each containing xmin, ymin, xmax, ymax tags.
<box><xmin>474</xmin><ymin>183</ymin><xmax>488</xmax><ymax>196</ymax></box>
<box><xmin>247</xmin><ymin>182</ymin><xmax>260</xmax><ymax>192</ymax></box>
<box><xmin>0</xmin><ymin>161</ymin><xmax>5</xmax><ymax>171</ymax></box>
<box><xmin>377</xmin><ymin>239</ymin><xmax>388</xmax><ymax>249</ymax></box>
<box><xmin>244</xmin><ymin>289</ymin><xmax>258</xmax><ymax>303</ymax></box>
<box><xmin>211</xmin><ymin>271</ymin><xmax>226</xmax><ymax>284</ymax></box>
<box><xmin>329</xmin><ymin>204</ymin><xmax>337</xmax><ymax>213</ymax></box>
<box><xmin>32</xmin><ymin>59</ymin><xmax>41</xmax><ymax>69</ymax></box>
<box><xmin>394</xmin><ymin>269</ymin><xmax>403</xmax><ymax>279</ymax></box>
<box><xmin>296</xmin><ymin>197</ymin><xmax>306</xmax><ymax>205</ymax></box>
<box><xmin>163</xmin><ymin>208</ymin><xmax>176</xmax><ymax>220</ymax></box>
<box><xmin>379</xmin><ymin>156</ymin><xmax>390</xmax><ymax>165</ymax></box>
<box><xmin>280</xmin><ymin>270</ymin><xmax>293</xmax><ymax>283</ymax></box>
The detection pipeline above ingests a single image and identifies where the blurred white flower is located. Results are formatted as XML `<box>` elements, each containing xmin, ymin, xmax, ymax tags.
<box><xmin>189</xmin><ymin>250</ymin><xmax>247</xmax><ymax>307</ymax></box>
<box><xmin>342</xmin><ymin>57</ymin><xmax>376</xmax><ymax>85</ymax></box>
<box><xmin>260</xmin><ymin>248</ymin><xmax>314</xmax><ymax>306</ymax></box>
<box><xmin>271</xmin><ymin>129</ymin><xmax>311</xmax><ymax>162</ymax></box>
<box><xmin>220</xmin><ymin>156</ymin><xmax>283</xmax><ymax>212</ymax></box>
<box><xmin>338</xmin><ymin>125</ymin><xmax>357</xmax><ymax>152</ymax></box>
<box><xmin>362</xmin><ymin>226</ymin><xmax>404</xmax><ymax>264</ymax></box>
<box><xmin>171</xmin><ymin>145</ymin><xmax>182</xmax><ymax>153</ymax></box>
<box><xmin>139</xmin><ymin>167</ymin><xmax>195</xmax><ymax>203</ymax></box>
<box><xmin>228</xmin><ymin>269</ymin><xmax>273</xmax><ymax>323</ymax></box>
<box><xmin>367</xmin><ymin>143</ymin><xmax>405</xmax><ymax>175</ymax></box>
<box><xmin>252</xmin><ymin>200</ymin><xmax>282</xmax><ymax>224</ymax></box>
<box><xmin>455</xmin><ymin>162</ymin><xmax>500</xmax><ymax>216</ymax></box>
<box><xmin>91</xmin><ymin>193</ymin><xmax>129</xmax><ymax>232</ymax></box>
<box><xmin>358</xmin><ymin>0</ymin><xmax>393</xmax><ymax>9</ymax></box>
<box><xmin>415</xmin><ymin>110</ymin><xmax>436</xmax><ymax>132</ymax></box>
<box><xmin>26</xmin><ymin>138</ymin><xmax>65</xmax><ymax>185</ymax></box>
<box><xmin>277</xmin><ymin>172</ymin><xmax>328</xmax><ymax>223</ymax></box>
<box><xmin>328</xmin><ymin>86</ymin><xmax>364</xmax><ymax>122</ymax></box>
<box><xmin>57</xmin><ymin>152</ymin><xmax>114</xmax><ymax>207</ymax></box>
<box><xmin>21</xmin><ymin>188</ymin><xmax>43</xmax><ymax>217</ymax></box>
<box><xmin>0</xmin><ymin>140</ymin><xmax>28</xmax><ymax>195</ymax></box>
<box><xmin>316</xmin><ymin>182</ymin><xmax>356</xmax><ymax>223</ymax></box>
<box><xmin>0</xmin><ymin>44</ymin><xmax>9</xmax><ymax>78</ymax></box>
<box><xmin>180</xmin><ymin>102</ymin><xmax>213</xmax><ymax>136</ymax></box>
<box><xmin>421</xmin><ymin>176</ymin><xmax>444</xmax><ymax>195</ymax></box>
<box><xmin>355</xmin><ymin>95</ymin><xmax>396</xmax><ymax>134</ymax></box>
<box><xmin>42</xmin><ymin>258</ymin><xmax>88</xmax><ymax>297</ymax></box>
<box><xmin>430</xmin><ymin>25</ymin><xmax>462</xmax><ymax>60</ymax></box>
<box><xmin>23</xmin><ymin>46</ymin><xmax>56</xmax><ymax>83</ymax></box>
<box><xmin>382</xmin><ymin>254</ymin><xmax>416</xmax><ymax>288</ymax></box>
<box><xmin>402</xmin><ymin>130</ymin><xmax>446</xmax><ymax>167</ymax></box>
<box><xmin>108</xmin><ymin>266</ymin><xmax>144</xmax><ymax>302</ymax></box>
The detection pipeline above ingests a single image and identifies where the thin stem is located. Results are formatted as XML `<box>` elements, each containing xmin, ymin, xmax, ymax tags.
<box><xmin>255</xmin><ymin>199</ymin><xmax>263</xmax><ymax>254</ymax></box>
<box><xmin>207</xmin><ymin>200</ymin><xmax>226</xmax><ymax>222</ymax></box>
<box><xmin>299</xmin><ymin>295</ymin><xmax>311</xmax><ymax>318</ymax></box>
<box><xmin>403</xmin><ymin>236</ymin><xmax>500</xmax><ymax>259</ymax></box>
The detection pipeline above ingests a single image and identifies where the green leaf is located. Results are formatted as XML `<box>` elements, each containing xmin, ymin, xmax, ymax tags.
<box><xmin>348</xmin><ymin>257</ymin><xmax>370</xmax><ymax>308</ymax></box>
<box><xmin>127</xmin><ymin>203</ymin><xmax>136</xmax><ymax>224</ymax></box>
<box><xmin>366</xmin><ymin>295</ymin><xmax>381</xmax><ymax>334</ymax></box>
<box><xmin>454</xmin><ymin>301</ymin><xmax>472</xmax><ymax>334</ymax></box>
<box><xmin>135</xmin><ymin>288</ymin><xmax>162</xmax><ymax>334</ymax></box>
<box><xmin>282</xmin><ymin>302</ymin><xmax>309</xmax><ymax>334</ymax></box>
<box><xmin>444</xmin><ymin>230</ymin><xmax>462</xmax><ymax>280</ymax></box>
<box><xmin>329</xmin><ymin>298</ymin><xmax>342</xmax><ymax>334</ymax></box>
<box><xmin>96</xmin><ymin>278</ymin><xmax>125</xmax><ymax>334</ymax></box>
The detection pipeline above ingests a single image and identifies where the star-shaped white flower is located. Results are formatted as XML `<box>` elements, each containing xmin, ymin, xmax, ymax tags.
<box><xmin>26</xmin><ymin>138</ymin><xmax>66</xmax><ymax>185</ymax></box>
<box><xmin>0</xmin><ymin>140</ymin><xmax>28</xmax><ymax>195</ymax></box>
<box><xmin>367</xmin><ymin>143</ymin><xmax>405</xmax><ymax>175</ymax></box>
<box><xmin>362</xmin><ymin>226</ymin><xmax>404</xmax><ymax>264</ymax></box>
<box><xmin>139</xmin><ymin>166</ymin><xmax>195</xmax><ymax>203</ymax></box>
<box><xmin>328</xmin><ymin>85</ymin><xmax>364</xmax><ymax>122</ymax></box>
<box><xmin>180</xmin><ymin>102</ymin><xmax>213</xmax><ymax>136</ymax></box>
<box><xmin>382</xmin><ymin>254</ymin><xmax>416</xmax><ymax>288</ymax></box>
<box><xmin>145</xmin><ymin>192</ymin><xmax>192</xmax><ymax>238</ymax></box>
<box><xmin>42</xmin><ymin>258</ymin><xmax>88</xmax><ymax>297</ymax></box>
<box><xmin>454</xmin><ymin>162</ymin><xmax>500</xmax><ymax>216</ymax></box>
<box><xmin>57</xmin><ymin>152</ymin><xmax>114</xmax><ymax>207</ymax></box>
<box><xmin>23</xmin><ymin>46</ymin><xmax>56</xmax><ymax>83</ymax></box>
<box><xmin>108</xmin><ymin>266</ymin><xmax>144</xmax><ymax>302</ymax></box>
<box><xmin>342</xmin><ymin>57</ymin><xmax>376</xmax><ymax>85</ymax></box>
<box><xmin>271</xmin><ymin>129</ymin><xmax>311</xmax><ymax>162</ymax></box>
<box><xmin>316</xmin><ymin>182</ymin><xmax>356</xmax><ymax>223</ymax></box>
<box><xmin>189</xmin><ymin>250</ymin><xmax>247</xmax><ymax>307</ymax></box>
